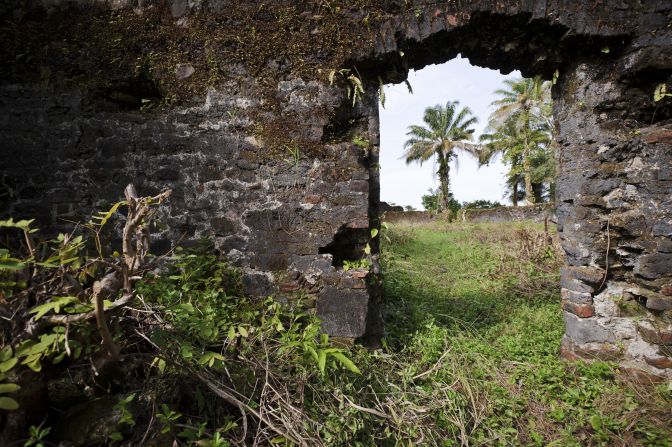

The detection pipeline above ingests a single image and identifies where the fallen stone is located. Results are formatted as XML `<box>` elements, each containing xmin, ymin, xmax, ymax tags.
<box><xmin>645</xmin><ymin>295</ymin><xmax>672</xmax><ymax>311</ymax></box>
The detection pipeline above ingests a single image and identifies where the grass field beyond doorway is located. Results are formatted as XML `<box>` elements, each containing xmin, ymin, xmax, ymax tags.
<box><xmin>377</xmin><ymin>221</ymin><xmax>671</xmax><ymax>446</ymax></box>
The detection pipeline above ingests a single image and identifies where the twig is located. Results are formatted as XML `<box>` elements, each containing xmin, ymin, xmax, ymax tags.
<box><xmin>343</xmin><ymin>395</ymin><xmax>391</xmax><ymax>419</ymax></box>
<box><xmin>93</xmin><ymin>272</ymin><xmax>122</xmax><ymax>360</ymax></box>
<box><xmin>133</xmin><ymin>329</ymin><xmax>305</xmax><ymax>446</ymax></box>
<box><xmin>412</xmin><ymin>347</ymin><xmax>452</xmax><ymax>380</ymax></box>
<box><xmin>24</xmin><ymin>292</ymin><xmax>134</xmax><ymax>337</ymax></box>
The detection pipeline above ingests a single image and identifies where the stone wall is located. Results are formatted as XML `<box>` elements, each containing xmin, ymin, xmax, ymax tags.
<box><xmin>1</xmin><ymin>0</ymin><xmax>671</xmax><ymax>378</ymax></box>
<box><xmin>383</xmin><ymin>210</ymin><xmax>439</xmax><ymax>225</ymax></box>
<box><xmin>465</xmin><ymin>204</ymin><xmax>554</xmax><ymax>224</ymax></box>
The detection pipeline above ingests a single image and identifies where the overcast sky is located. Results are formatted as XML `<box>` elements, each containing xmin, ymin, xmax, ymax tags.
<box><xmin>379</xmin><ymin>56</ymin><xmax>521</xmax><ymax>210</ymax></box>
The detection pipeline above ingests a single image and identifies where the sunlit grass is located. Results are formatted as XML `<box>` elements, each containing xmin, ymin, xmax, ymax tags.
<box><xmin>377</xmin><ymin>221</ymin><xmax>672</xmax><ymax>446</ymax></box>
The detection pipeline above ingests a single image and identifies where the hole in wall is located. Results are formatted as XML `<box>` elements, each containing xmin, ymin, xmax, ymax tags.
<box><xmin>318</xmin><ymin>225</ymin><xmax>370</xmax><ymax>267</ymax></box>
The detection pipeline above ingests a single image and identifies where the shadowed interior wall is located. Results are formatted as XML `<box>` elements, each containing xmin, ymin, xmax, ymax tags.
<box><xmin>1</xmin><ymin>0</ymin><xmax>670</xmax><ymax>378</ymax></box>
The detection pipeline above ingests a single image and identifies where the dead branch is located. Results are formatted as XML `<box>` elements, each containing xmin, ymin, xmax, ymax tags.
<box><xmin>93</xmin><ymin>272</ymin><xmax>123</xmax><ymax>360</ymax></box>
<box><xmin>24</xmin><ymin>292</ymin><xmax>135</xmax><ymax>337</ymax></box>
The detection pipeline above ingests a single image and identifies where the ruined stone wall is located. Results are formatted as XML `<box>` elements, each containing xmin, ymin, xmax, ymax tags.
<box><xmin>1</xmin><ymin>0</ymin><xmax>671</xmax><ymax>377</ymax></box>
<box><xmin>464</xmin><ymin>204</ymin><xmax>553</xmax><ymax>224</ymax></box>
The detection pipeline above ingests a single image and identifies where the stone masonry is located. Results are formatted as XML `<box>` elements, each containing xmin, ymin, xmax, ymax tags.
<box><xmin>1</xmin><ymin>1</ymin><xmax>671</xmax><ymax>378</ymax></box>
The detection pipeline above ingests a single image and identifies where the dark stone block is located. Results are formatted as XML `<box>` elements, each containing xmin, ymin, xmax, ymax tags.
<box><xmin>635</xmin><ymin>253</ymin><xmax>672</xmax><ymax>279</ymax></box>
<box><xmin>645</xmin><ymin>295</ymin><xmax>672</xmax><ymax>311</ymax></box>
<box><xmin>150</xmin><ymin>238</ymin><xmax>172</xmax><ymax>255</ymax></box>
<box><xmin>210</xmin><ymin>217</ymin><xmax>237</xmax><ymax>236</ymax></box>
<box><xmin>242</xmin><ymin>271</ymin><xmax>274</xmax><ymax>297</ymax></box>
<box><xmin>653</xmin><ymin>220</ymin><xmax>672</xmax><ymax>237</ymax></box>
<box><xmin>316</xmin><ymin>287</ymin><xmax>368</xmax><ymax>339</ymax></box>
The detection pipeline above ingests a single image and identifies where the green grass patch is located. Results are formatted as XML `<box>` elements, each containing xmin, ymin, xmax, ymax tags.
<box><xmin>375</xmin><ymin>221</ymin><xmax>672</xmax><ymax>446</ymax></box>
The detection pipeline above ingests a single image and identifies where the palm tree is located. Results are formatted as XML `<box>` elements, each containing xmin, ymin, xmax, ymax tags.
<box><xmin>489</xmin><ymin>76</ymin><xmax>551</xmax><ymax>205</ymax></box>
<box><xmin>403</xmin><ymin>101</ymin><xmax>479</xmax><ymax>212</ymax></box>
<box><xmin>479</xmin><ymin>115</ymin><xmax>551</xmax><ymax>206</ymax></box>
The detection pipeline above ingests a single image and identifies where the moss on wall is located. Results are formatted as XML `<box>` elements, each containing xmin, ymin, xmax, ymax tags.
<box><xmin>1</xmin><ymin>1</ymin><xmax>392</xmax><ymax>106</ymax></box>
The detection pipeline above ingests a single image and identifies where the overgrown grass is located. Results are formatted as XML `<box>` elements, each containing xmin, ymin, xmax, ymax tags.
<box><xmin>4</xmin><ymin>220</ymin><xmax>671</xmax><ymax>446</ymax></box>
<box><xmin>376</xmin><ymin>221</ymin><xmax>672</xmax><ymax>446</ymax></box>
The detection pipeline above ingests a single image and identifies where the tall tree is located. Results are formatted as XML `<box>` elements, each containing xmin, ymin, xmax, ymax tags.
<box><xmin>403</xmin><ymin>101</ymin><xmax>479</xmax><ymax>212</ymax></box>
<box><xmin>480</xmin><ymin>115</ymin><xmax>551</xmax><ymax>206</ymax></box>
<box><xmin>488</xmin><ymin>76</ymin><xmax>551</xmax><ymax>205</ymax></box>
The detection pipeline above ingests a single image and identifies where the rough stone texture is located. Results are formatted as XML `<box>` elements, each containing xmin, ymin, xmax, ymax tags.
<box><xmin>1</xmin><ymin>1</ymin><xmax>671</xmax><ymax>380</ymax></box>
<box><xmin>464</xmin><ymin>204</ymin><xmax>554</xmax><ymax>223</ymax></box>
<box><xmin>382</xmin><ymin>210</ymin><xmax>443</xmax><ymax>225</ymax></box>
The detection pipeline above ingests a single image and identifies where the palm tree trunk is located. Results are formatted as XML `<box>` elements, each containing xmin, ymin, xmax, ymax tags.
<box><xmin>523</xmin><ymin>155</ymin><xmax>535</xmax><ymax>205</ymax></box>
<box><xmin>437</xmin><ymin>153</ymin><xmax>450</xmax><ymax>212</ymax></box>
<box><xmin>522</xmin><ymin>114</ymin><xmax>535</xmax><ymax>205</ymax></box>
<box><xmin>512</xmin><ymin>180</ymin><xmax>519</xmax><ymax>207</ymax></box>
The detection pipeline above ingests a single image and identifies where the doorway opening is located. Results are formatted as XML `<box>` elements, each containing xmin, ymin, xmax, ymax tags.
<box><xmin>376</xmin><ymin>55</ymin><xmax>560</xmax><ymax>344</ymax></box>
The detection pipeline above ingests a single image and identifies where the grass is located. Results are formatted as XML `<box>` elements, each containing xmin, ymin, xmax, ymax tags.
<box><xmin>375</xmin><ymin>221</ymin><xmax>672</xmax><ymax>446</ymax></box>
<box><xmin>8</xmin><ymin>220</ymin><xmax>671</xmax><ymax>446</ymax></box>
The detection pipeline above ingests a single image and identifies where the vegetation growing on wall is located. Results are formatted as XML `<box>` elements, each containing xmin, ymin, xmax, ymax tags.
<box><xmin>0</xmin><ymin>1</ymin><xmax>391</xmax><ymax>105</ymax></box>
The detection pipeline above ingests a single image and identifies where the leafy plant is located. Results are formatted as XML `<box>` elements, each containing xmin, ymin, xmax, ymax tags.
<box><xmin>156</xmin><ymin>404</ymin><xmax>182</xmax><ymax>434</ymax></box>
<box><xmin>328</xmin><ymin>68</ymin><xmax>364</xmax><ymax>107</ymax></box>
<box><xmin>283</xmin><ymin>143</ymin><xmax>301</xmax><ymax>166</ymax></box>
<box><xmin>654</xmin><ymin>83</ymin><xmax>672</xmax><ymax>102</ymax></box>
<box><xmin>342</xmin><ymin>258</ymin><xmax>371</xmax><ymax>272</ymax></box>
<box><xmin>109</xmin><ymin>393</ymin><xmax>136</xmax><ymax>442</ymax></box>
<box><xmin>24</xmin><ymin>424</ymin><xmax>51</xmax><ymax>447</ymax></box>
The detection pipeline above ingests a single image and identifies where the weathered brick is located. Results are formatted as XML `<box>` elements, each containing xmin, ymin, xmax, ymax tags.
<box><xmin>562</xmin><ymin>300</ymin><xmax>595</xmax><ymax>318</ymax></box>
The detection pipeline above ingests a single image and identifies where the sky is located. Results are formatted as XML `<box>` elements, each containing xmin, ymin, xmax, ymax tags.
<box><xmin>379</xmin><ymin>56</ymin><xmax>521</xmax><ymax>210</ymax></box>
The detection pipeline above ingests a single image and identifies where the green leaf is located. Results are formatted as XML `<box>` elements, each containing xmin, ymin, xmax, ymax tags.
<box><xmin>89</xmin><ymin>201</ymin><xmax>124</xmax><ymax>228</ymax></box>
<box><xmin>0</xmin><ymin>347</ymin><xmax>12</xmax><ymax>362</ymax></box>
<box><xmin>305</xmin><ymin>345</ymin><xmax>318</xmax><ymax>363</ymax></box>
<box><xmin>180</xmin><ymin>345</ymin><xmax>193</xmax><ymax>359</ymax></box>
<box><xmin>227</xmin><ymin>326</ymin><xmax>237</xmax><ymax>340</ymax></box>
<box><xmin>0</xmin><ymin>396</ymin><xmax>19</xmax><ymax>410</ymax></box>
<box><xmin>29</xmin><ymin>296</ymin><xmax>77</xmax><ymax>320</ymax></box>
<box><xmin>317</xmin><ymin>350</ymin><xmax>327</xmax><ymax>374</ymax></box>
<box><xmin>370</xmin><ymin>228</ymin><xmax>379</xmax><ymax>238</ymax></box>
<box><xmin>23</xmin><ymin>355</ymin><xmax>42</xmax><ymax>372</ymax></box>
<box><xmin>120</xmin><ymin>393</ymin><xmax>136</xmax><ymax>404</ymax></box>
<box><xmin>0</xmin><ymin>358</ymin><xmax>14</xmax><ymax>374</ymax></box>
<box><xmin>364</xmin><ymin>243</ymin><xmax>371</xmax><ymax>255</ymax></box>
<box><xmin>0</xmin><ymin>383</ymin><xmax>21</xmax><ymax>394</ymax></box>
<box><xmin>331</xmin><ymin>352</ymin><xmax>361</xmax><ymax>374</ymax></box>
<box><xmin>179</xmin><ymin>303</ymin><xmax>195</xmax><ymax>313</ymax></box>
<box><xmin>0</xmin><ymin>259</ymin><xmax>25</xmax><ymax>271</ymax></box>
<box><xmin>238</xmin><ymin>326</ymin><xmax>248</xmax><ymax>338</ymax></box>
